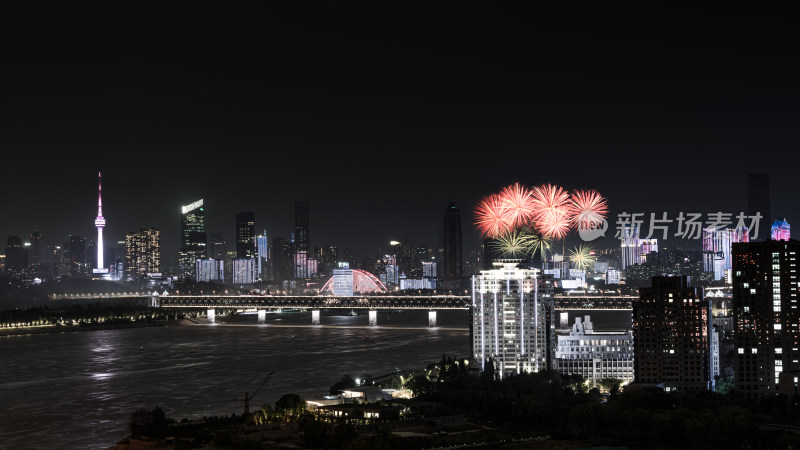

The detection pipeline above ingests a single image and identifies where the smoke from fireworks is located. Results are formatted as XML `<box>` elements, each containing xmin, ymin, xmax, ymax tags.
<box><xmin>498</xmin><ymin>182</ymin><xmax>535</xmax><ymax>228</ymax></box>
<box><xmin>568</xmin><ymin>244</ymin><xmax>597</xmax><ymax>271</ymax></box>
<box><xmin>570</xmin><ymin>189</ymin><xmax>608</xmax><ymax>230</ymax></box>
<box><xmin>530</xmin><ymin>184</ymin><xmax>573</xmax><ymax>239</ymax></box>
<box><xmin>474</xmin><ymin>194</ymin><xmax>511</xmax><ymax>238</ymax></box>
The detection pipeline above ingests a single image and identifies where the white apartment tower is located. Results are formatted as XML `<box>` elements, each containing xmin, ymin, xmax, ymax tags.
<box><xmin>472</xmin><ymin>261</ymin><xmax>554</xmax><ymax>378</ymax></box>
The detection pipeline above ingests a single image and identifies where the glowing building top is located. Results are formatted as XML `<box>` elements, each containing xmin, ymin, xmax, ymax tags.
<box><xmin>771</xmin><ymin>219</ymin><xmax>790</xmax><ymax>241</ymax></box>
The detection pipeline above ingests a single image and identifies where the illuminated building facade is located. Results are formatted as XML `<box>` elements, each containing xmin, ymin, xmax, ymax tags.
<box><xmin>236</xmin><ymin>211</ymin><xmax>256</xmax><ymax>259</ymax></box>
<box><xmin>638</xmin><ymin>238</ymin><xmax>658</xmax><ymax>262</ymax></box>
<box><xmin>634</xmin><ymin>276</ymin><xmax>713</xmax><ymax>392</ymax></box>
<box><xmin>124</xmin><ymin>228</ymin><xmax>161</xmax><ymax>279</ymax></box>
<box><xmin>771</xmin><ymin>219</ymin><xmax>790</xmax><ymax>241</ymax></box>
<box><xmin>257</xmin><ymin>230</ymin><xmax>269</xmax><ymax>279</ymax></box>
<box><xmin>555</xmin><ymin>316</ymin><xmax>634</xmax><ymax>386</ymax></box>
<box><xmin>196</xmin><ymin>258</ymin><xmax>224</xmax><ymax>282</ymax></box>
<box><xmin>179</xmin><ymin>199</ymin><xmax>207</xmax><ymax>279</ymax></box>
<box><xmin>702</xmin><ymin>226</ymin><xmax>749</xmax><ymax>281</ymax></box>
<box><xmin>472</xmin><ymin>261</ymin><xmax>554</xmax><ymax>378</ymax></box>
<box><xmin>620</xmin><ymin>224</ymin><xmax>640</xmax><ymax>269</ymax></box>
<box><xmin>332</xmin><ymin>263</ymin><xmax>353</xmax><ymax>296</ymax></box>
<box><xmin>732</xmin><ymin>239</ymin><xmax>800</xmax><ymax>399</ymax></box>
<box><xmin>232</xmin><ymin>258</ymin><xmax>256</xmax><ymax>284</ymax></box>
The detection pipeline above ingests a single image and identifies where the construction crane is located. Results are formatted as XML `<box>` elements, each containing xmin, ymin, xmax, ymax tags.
<box><xmin>235</xmin><ymin>370</ymin><xmax>274</xmax><ymax>414</ymax></box>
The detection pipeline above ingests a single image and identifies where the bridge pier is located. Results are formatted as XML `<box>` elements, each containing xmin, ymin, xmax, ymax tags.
<box><xmin>428</xmin><ymin>310</ymin><xmax>437</xmax><ymax>327</ymax></box>
<box><xmin>207</xmin><ymin>308</ymin><xmax>215</xmax><ymax>324</ymax></box>
<box><xmin>257</xmin><ymin>310</ymin><xmax>266</xmax><ymax>324</ymax></box>
<box><xmin>368</xmin><ymin>310</ymin><xmax>377</xmax><ymax>327</ymax></box>
<box><xmin>312</xmin><ymin>309</ymin><xmax>320</xmax><ymax>325</ymax></box>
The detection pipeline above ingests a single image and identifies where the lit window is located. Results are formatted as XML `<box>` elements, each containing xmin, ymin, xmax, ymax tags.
<box><xmin>738</xmin><ymin>348</ymin><xmax>744</xmax><ymax>354</ymax></box>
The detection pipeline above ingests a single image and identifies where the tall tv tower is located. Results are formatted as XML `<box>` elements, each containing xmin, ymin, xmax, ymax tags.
<box><xmin>94</xmin><ymin>172</ymin><xmax>107</xmax><ymax>274</ymax></box>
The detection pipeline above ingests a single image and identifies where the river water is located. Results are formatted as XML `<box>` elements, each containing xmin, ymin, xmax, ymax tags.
<box><xmin>0</xmin><ymin>308</ymin><xmax>630</xmax><ymax>449</ymax></box>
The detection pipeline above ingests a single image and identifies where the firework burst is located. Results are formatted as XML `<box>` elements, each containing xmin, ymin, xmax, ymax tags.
<box><xmin>474</xmin><ymin>194</ymin><xmax>512</xmax><ymax>238</ymax></box>
<box><xmin>568</xmin><ymin>244</ymin><xmax>597</xmax><ymax>272</ymax></box>
<box><xmin>498</xmin><ymin>182</ymin><xmax>535</xmax><ymax>228</ymax></box>
<box><xmin>490</xmin><ymin>228</ymin><xmax>537</xmax><ymax>259</ymax></box>
<box><xmin>570</xmin><ymin>189</ymin><xmax>608</xmax><ymax>230</ymax></box>
<box><xmin>527</xmin><ymin>229</ymin><xmax>553</xmax><ymax>261</ymax></box>
<box><xmin>530</xmin><ymin>184</ymin><xmax>573</xmax><ymax>239</ymax></box>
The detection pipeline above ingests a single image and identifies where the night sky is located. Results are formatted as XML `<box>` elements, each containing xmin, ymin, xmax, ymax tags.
<box><xmin>1</xmin><ymin>4</ymin><xmax>798</xmax><ymax>263</ymax></box>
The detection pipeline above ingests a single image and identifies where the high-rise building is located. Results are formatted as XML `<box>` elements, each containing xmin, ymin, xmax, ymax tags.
<box><xmin>747</xmin><ymin>173</ymin><xmax>770</xmax><ymax>241</ymax></box>
<box><xmin>236</xmin><ymin>211</ymin><xmax>256</xmax><ymax>259</ymax></box>
<box><xmin>771</xmin><ymin>219</ymin><xmax>790</xmax><ymax>242</ymax></box>
<box><xmin>179</xmin><ymin>199</ymin><xmax>207</xmax><ymax>279</ymax></box>
<box><xmin>257</xmin><ymin>230</ymin><xmax>269</xmax><ymax>279</ymax></box>
<box><xmin>69</xmin><ymin>235</ymin><xmax>88</xmax><ymax>278</ymax></box>
<box><xmin>442</xmin><ymin>202</ymin><xmax>463</xmax><ymax>285</ymax></box>
<box><xmin>638</xmin><ymin>238</ymin><xmax>658</xmax><ymax>262</ymax></box>
<box><xmin>29</xmin><ymin>228</ymin><xmax>42</xmax><ymax>268</ymax></box>
<box><xmin>555</xmin><ymin>315</ymin><xmax>634</xmax><ymax>386</ymax></box>
<box><xmin>621</xmin><ymin>224</ymin><xmax>640</xmax><ymax>269</ymax></box>
<box><xmin>4</xmin><ymin>236</ymin><xmax>27</xmax><ymax>277</ymax></box>
<box><xmin>472</xmin><ymin>261</ymin><xmax>554</xmax><ymax>378</ymax></box>
<box><xmin>210</xmin><ymin>232</ymin><xmax>226</xmax><ymax>260</ymax></box>
<box><xmin>271</xmin><ymin>237</ymin><xmax>294</xmax><ymax>282</ymax></box>
<box><xmin>294</xmin><ymin>200</ymin><xmax>310</xmax><ymax>252</ymax></box>
<box><xmin>333</xmin><ymin>263</ymin><xmax>354</xmax><ymax>296</ymax></box>
<box><xmin>732</xmin><ymin>239</ymin><xmax>800</xmax><ymax>399</ymax></box>
<box><xmin>124</xmin><ymin>228</ymin><xmax>161</xmax><ymax>279</ymax></box>
<box><xmin>196</xmin><ymin>258</ymin><xmax>224</xmax><ymax>282</ymax></box>
<box><xmin>232</xmin><ymin>258</ymin><xmax>256</xmax><ymax>284</ymax></box>
<box><xmin>634</xmin><ymin>276</ymin><xmax>713</xmax><ymax>392</ymax></box>
<box><xmin>703</xmin><ymin>227</ymin><xmax>750</xmax><ymax>280</ymax></box>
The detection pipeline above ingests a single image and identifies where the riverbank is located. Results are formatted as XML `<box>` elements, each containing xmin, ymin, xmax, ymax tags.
<box><xmin>0</xmin><ymin>318</ymin><xmax>192</xmax><ymax>337</ymax></box>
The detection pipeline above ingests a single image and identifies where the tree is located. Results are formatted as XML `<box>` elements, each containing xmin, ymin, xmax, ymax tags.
<box><xmin>275</xmin><ymin>393</ymin><xmax>305</xmax><ymax>421</ymax></box>
<box><xmin>129</xmin><ymin>406</ymin><xmax>168</xmax><ymax>438</ymax></box>
<box><xmin>329</xmin><ymin>374</ymin><xmax>357</xmax><ymax>395</ymax></box>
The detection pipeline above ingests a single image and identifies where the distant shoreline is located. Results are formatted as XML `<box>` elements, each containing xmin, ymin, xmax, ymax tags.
<box><xmin>0</xmin><ymin>319</ymin><xmax>191</xmax><ymax>338</ymax></box>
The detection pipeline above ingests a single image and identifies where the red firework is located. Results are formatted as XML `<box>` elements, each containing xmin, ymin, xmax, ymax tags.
<box><xmin>570</xmin><ymin>189</ymin><xmax>608</xmax><ymax>230</ymax></box>
<box><xmin>475</xmin><ymin>194</ymin><xmax>512</xmax><ymax>238</ymax></box>
<box><xmin>530</xmin><ymin>184</ymin><xmax>573</xmax><ymax>239</ymax></box>
<box><xmin>498</xmin><ymin>182</ymin><xmax>535</xmax><ymax>228</ymax></box>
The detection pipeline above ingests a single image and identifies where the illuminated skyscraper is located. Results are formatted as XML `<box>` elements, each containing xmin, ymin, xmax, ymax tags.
<box><xmin>472</xmin><ymin>261</ymin><xmax>554</xmax><ymax>378</ymax></box>
<box><xmin>196</xmin><ymin>258</ymin><xmax>224</xmax><ymax>282</ymax></box>
<box><xmin>125</xmin><ymin>228</ymin><xmax>161</xmax><ymax>279</ymax></box>
<box><xmin>179</xmin><ymin>199</ymin><xmax>206</xmax><ymax>279</ymax></box>
<box><xmin>732</xmin><ymin>239</ymin><xmax>800</xmax><ymax>399</ymax></box>
<box><xmin>703</xmin><ymin>227</ymin><xmax>750</xmax><ymax>280</ymax></box>
<box><xmin>620</xmin><ymin>224</ymin><xmax>640</xmax><ymax>269</ymax></box>
<box><xmin>236</xmin><ymin>211</ymin><xmax>256</xmax><ymax>259</ymax></box>
<box><xmin>634</xmin><ymin>276</ymin><xmax>713</xmax><ymax>392</ymax></box>
<box><xmin>257</xmin><ymin>230</ymin><xmax>269</xmax><ymax>279</ymax></box>
<box><xmin>771</xmin><ymin>219</ymin><xmax>790</xmax><ymax>241</ymax></box>
<box><xmin>294</xmin><ymin>200</ymin><xmax>310</xmax><ymax>252</ymax></box>
<box><xmin>232</xmin><ymin>258</ymin><xmax>256</xmax><ymax>284</ymax></box>
<box><xmin>442</xmin><ymin>202</ymin><xmax>463</xmax><ymax>284</ymax></box>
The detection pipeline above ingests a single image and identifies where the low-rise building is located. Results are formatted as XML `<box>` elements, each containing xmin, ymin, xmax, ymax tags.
<box><xmin>555</xmin><ymin>315</ymin><xmax>634</xmax><ymax>386</ymax></box>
